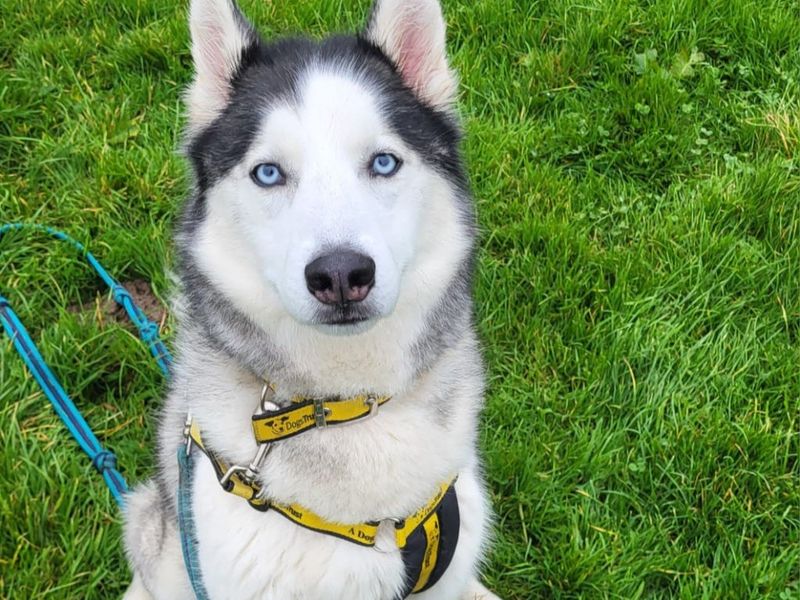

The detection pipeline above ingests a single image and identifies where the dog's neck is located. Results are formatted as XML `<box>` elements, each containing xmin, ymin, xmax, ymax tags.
<box><xmin>171</xmin><ymin>303</ymin><xmax>483</xmax><ymax>522</ymax></box>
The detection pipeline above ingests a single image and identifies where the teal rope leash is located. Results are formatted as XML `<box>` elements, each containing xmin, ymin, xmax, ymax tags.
<box><xmin>0</xmin><ymin>296</ymin><xmax>129</xmax><ymax>503</ymax></box>
<box><xmin>0</xmin><ymin>223</ymin><xmax>173</xmax><ymax>507</ymax></box>
<box><xmin>0</xmin><ymin>223</ymin><xmax>171</xmax><ymax>377</ymax></box>
<box><xmin>0</xmin><ymin>223</ymin><xmax>212</xmax><ymax>597</ymax></box>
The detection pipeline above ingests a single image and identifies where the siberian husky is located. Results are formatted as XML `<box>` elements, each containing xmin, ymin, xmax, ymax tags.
<box><xmin>123</xmin><ymin>1</ymin><xmax>500</xmax><ymax>599</ymax></box>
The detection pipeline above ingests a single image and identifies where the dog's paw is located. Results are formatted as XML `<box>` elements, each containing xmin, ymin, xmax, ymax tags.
<box><xmin>122</xmin><ymin>573</ymin><xmax>154</xmax><ymax>600</ymax></box>
<box><xmin>461</xmin><ymin>578</ymin><xmax>502</xmax><ymax>600</ymax></box>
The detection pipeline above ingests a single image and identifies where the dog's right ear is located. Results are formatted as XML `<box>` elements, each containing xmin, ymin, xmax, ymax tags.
<box><xmin>187</xmin><ymin>0</ymin><xmax>257</xmax><ymax>130</ymax></box>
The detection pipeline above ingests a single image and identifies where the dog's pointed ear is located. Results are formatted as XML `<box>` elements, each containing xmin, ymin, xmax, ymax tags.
<box><xmin>187</xmin><ymin>0</ymin><xmax>257</xmax><ymax>129</ymax></box>
<box><xmin>363</xmin><ymin>0</ymin><xmax>457</xmax><ymax>111</ymax></box>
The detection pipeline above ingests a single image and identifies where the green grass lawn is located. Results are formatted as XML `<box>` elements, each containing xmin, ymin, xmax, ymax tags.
<box><xmin>1</xmin><ymin>0</ymin><xmax>798</xmax><ymax>598</ymax></box>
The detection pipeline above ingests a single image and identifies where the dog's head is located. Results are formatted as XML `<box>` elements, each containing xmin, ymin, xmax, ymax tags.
<box><xmin>181</xmin><ymin>0</ymin><xmax>473</xmax><ymax>336</ymax></box>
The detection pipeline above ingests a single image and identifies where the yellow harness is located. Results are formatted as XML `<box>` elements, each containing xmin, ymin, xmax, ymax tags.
<box><xmin>181</xmin><ymin>386</ymin><xmax>460</xmax><ymax>597</ymax></box>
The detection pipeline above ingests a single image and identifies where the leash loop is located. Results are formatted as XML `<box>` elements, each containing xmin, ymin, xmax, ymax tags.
<box><xmin>91</xmin><ymin>450</ymin><xmax>118</xmax><ymax>474</ymax></box>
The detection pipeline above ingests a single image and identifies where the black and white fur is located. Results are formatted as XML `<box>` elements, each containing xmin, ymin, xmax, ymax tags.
<box><xmin>123</xmin><ymin>1</ymin><xmax>499</xmax><ymax>598</ymax></box>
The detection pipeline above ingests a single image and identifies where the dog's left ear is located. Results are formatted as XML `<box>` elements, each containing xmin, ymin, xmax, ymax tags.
<box><xmin>363</xmin><ymin>0</ymin><xmax>457</xmax><ymax>111</ymax></box>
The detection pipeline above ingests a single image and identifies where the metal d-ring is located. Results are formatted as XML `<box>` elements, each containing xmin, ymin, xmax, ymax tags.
<box><xmin>259</xmin><ymin>381</ymin><xmax>281</xmax><ymax>413</ymax></box>
<box><xmin>183</xmin><ymin>413</ymin><xmax>194</xmax><ymax>457</ymax></box>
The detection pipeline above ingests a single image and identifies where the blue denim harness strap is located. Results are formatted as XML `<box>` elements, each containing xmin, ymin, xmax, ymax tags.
<box><xmin>177</xmin><ymin>446</ymin><xmax>212</xmax><ymax>600</ymax></box>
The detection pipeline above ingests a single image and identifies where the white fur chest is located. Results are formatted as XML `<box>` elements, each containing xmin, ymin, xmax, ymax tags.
<box><xmin>191</xmin><ymin>457</ymin><xmax>405</xmax><ymax>600</ymax></box>
<box><xmin>187</xmin><ymin>338</ymin><xmax>481</xmax><ymax>522</ymax></box>
<box><xmin>181</xmin><ymin>340</ymin><xmax>488</xmax><ymax>600</ymax></box>
<box><xmin>191</xmin><ymin>457</ymin><xmax>488</xmax><ymax>600</ymax></box>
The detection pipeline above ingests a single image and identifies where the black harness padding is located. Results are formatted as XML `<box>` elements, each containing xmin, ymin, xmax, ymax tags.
<box><xmin>395</xmin><ymin>484</ymin><xmax>461</xmax><ymax>599</ymax></box>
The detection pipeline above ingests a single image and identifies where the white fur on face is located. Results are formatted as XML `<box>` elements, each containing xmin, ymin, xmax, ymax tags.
<box><xmin>200</xmin><ymin>69</ymin><xmax>430</xmax><ymax>326</ymax></box>
<box><xmin>192</xmin><ymin>66</ymin><xmax>471</xmax><ymax>393</ymax></box>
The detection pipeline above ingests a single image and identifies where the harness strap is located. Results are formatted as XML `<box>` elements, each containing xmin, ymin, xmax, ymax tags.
<box><xmin>180</xmin><ymin>422</ymin><xmax>460</xmax><ymax>598</ymax></box>
<box><xmin>187</xmin><ymin>421</ymin><xmax>268</xmax><ymax>511</ymax></box>
<box><xmin>187</xmin><ymin>422</ymin><xmax>382</xmax><ymax>545</ymax></box>
<box><xmin>395</xmin><ymin>484</ymin><xmax>460</xmax><ymax>597</ymax></box>
<box><xmin>177</xmin><ymin>447</ymin><xmax>211</xmax><ymax>600</ymax></box>
<box><xmin>251</xmin><ymin>394</ymin><xmax>391</xmax><ymax>443</ymax></box>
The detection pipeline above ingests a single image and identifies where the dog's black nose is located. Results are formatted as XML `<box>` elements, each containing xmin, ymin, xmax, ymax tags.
<box><xmin>305</xmin><ymin>250</ymin><xmax>376</xmax><ymax>306</ymax></box>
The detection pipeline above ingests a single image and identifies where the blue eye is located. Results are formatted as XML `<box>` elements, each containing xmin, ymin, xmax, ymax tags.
<box><xmin>370</xmin><ymin>153</ymin><xmax>401</xmax><ymax>177</ymax></box>
<box><xmin>251</xmin><ymin>163</ymin><xmax>285</xmax><ymax>187</ymax></box>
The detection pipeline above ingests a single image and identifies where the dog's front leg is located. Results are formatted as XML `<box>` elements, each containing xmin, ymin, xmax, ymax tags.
<box><xmin>122</xmin><ymin>573</ymin><xmax>154</xmax><ymax>600</ymax></box>
<box><xmin>123</xmin><ymin>480</ymin><xmax>194</xmax><ymax>600</ymax></box>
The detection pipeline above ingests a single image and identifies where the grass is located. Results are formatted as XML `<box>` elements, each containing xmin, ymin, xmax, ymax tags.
<box><xmin>1</xmin><ymin>0</ymin><xmax>798</xmax><ymax>598</ymax></box>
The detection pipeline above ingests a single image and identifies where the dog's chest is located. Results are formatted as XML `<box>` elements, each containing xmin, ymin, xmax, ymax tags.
<box><xmin>182</xmin><ymin>348</ymin><xmax>480</xmax><ymax>598</ymax></box>
<box><xmin>192</xmin><ymin>458</ymin><xmax>407</xmax><ymax>600</ymax></box>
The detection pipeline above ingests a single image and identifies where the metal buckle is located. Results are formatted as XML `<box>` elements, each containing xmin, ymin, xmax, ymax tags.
<box><xmin>218</xmin><ymin>439</ymin><xmax>273</xmax><ymax>487</ymax></box>
<box><xmin>313</xmin><ymin>398</ymin><xmax>332</xmax><ymax>428</ymax></box>
<box><xmin>183</xmin><ymin>413</ymin><xmax>194</xmax><ymax>456</ymax></box>
<box><xmin>313</xmin><ymin>395</ymin><xmax>380</xmax><ymax>429</ymax></box>
<box><xmin>218</xmin><ymin>382</ymin><xmax>278</xmax><ymax>488</ymax></box>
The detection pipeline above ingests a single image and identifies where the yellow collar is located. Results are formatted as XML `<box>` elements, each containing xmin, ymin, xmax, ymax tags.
<box><xmin>179</xmin><ymin>378</ymin><xmax>463</xmax><ymax>597</ymax></box>
<box><xmin>251</xmin><ymin>391</ymin><xmax>392</xmax><ymax>443</ymax></box>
